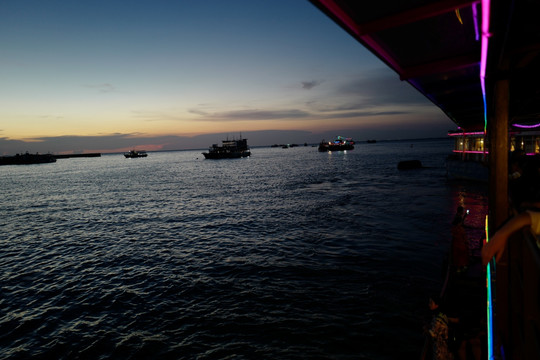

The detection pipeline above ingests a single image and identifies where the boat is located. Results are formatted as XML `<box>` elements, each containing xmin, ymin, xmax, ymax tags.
<box><xmin>446</xmin><ymin>130</ymin><xmax>490</xmax><ymax>182</ymax></box>
<box><xmin>318</xmin><ymin>136</ymin><xmax>354</xmax><ymax>152</ymax></box>
<box><xmin>202</xmin><ymin>138</ymin><xmax>251</xmax><ymax>159</ymax></box>
<box><xmin>446</xmin><ymin>126</ymin><xmax>540</xmax><ymax>182</ymax></box>
<box><xmin>124</xmin><ymin>150</ymin><xmax>147</xmax><ymax>158</ymax></box>
<box><xmin>0</xmin><ymin>152</ymin><xmax>56</xmax><ymax>166</ymax></box>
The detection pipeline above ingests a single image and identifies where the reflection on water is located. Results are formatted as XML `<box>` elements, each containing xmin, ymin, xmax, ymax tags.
<box><xmin>0</xmin><ymin>139</ymin><xmax>487</xmax><ymax>359</ymax></box>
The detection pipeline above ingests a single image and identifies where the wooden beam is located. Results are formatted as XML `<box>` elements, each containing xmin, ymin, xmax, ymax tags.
<box><xmin>356</xmin><ymin>0</ymin><xmax>479</xmax><ymax>35</ymax></box>
<box><xmin>313</xmin><ymin>0</ymin><xmax>480</xmax><ymax>80</ymax></box>
<box><xmin>400</xmin><ymin>53</ymin><xmax>479</xmax><ymax>80</ymax></box>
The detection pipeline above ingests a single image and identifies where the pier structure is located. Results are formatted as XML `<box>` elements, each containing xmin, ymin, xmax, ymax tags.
<box><xmin>310</xmin><ymin>1</ymin><xmax>540</xmax><ymax>358</ymax></box>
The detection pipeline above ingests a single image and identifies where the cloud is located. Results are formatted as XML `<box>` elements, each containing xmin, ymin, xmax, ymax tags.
<box><xmin>327</xmin><ymin>110</ymin><xmax>411</xmax><ymax>118</ymax></box>
<box><xmin>0</xmin><ymin>121</ymin><xmax>453</xmax><ymax>155</ymax></box>
<box><xmin>0</xmin><ymin>131</ymin><xmax>317</xmax><ymax>155</ymax></box>
<box><xmin>335</xmin><ymin>69</ymin><xmax>428</xmax><ymax>106</ymax></box>
<box><xmin>298</xmin><ymin>68</ymin><xmax>438</xmax><ymax>120</ymax></box>
<box><xmin>0</xmin><ymin>133</ymin><xmax>173</xmax><ymax>155</ymax></box>
<box><xmin>40</xmin><ymin>115</ymin><xmax>64</xmax><ymax>119</ymax></box>
<box><xmin>301</xmin><ymin>80</ymin><xmax>321</xmax><ymax>90</ymax></box>
<box><xmin>189</xmin><ymin>109</ymin><xmax>311</xmax><ymax>121</ymax></box>
<box><xmin>188</xmin><ymin>109</ymin><xmax>208</xmax><ymax>116</ymax></box>
<box><xmin>84</xmin><ymin>83</ymin><xmax>117</xmax><ymax>93</ymax></box>
<box><xmin>131</xmin><ymin>110</ymin><xmax>185</xmax><ymax>122</ymax></box>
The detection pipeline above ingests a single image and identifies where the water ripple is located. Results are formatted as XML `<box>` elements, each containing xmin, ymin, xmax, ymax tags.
<box><xmin>0</xmin><ymin>140</ymin><xmax>487</xmax><ymax>359</ymax></box>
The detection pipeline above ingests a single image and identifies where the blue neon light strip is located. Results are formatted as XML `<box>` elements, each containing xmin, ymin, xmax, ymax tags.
<box><xmin>479</xmin><ymin>0</ymin><xmax>494</xmax><ymax>354</ymax></box>
<box><xmin>480</xmin><ymin>0</ymin><xmax>490</xmax><ymax>133</ymax></box>
<box><xmin>485</xmin><ymin>215</ymin><xmax>495</xmax><ymax>359</ymax></box>
<box><xmin>487</xmin><ymin>262</ymin><xmax>494</xmax><ymax>359</ymax></box>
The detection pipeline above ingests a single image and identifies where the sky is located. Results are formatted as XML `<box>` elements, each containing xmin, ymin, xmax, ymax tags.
<box><xmin>0</xmin><ymin>0</ymin><xmax>455</xmax><ymax>155</ymax></box>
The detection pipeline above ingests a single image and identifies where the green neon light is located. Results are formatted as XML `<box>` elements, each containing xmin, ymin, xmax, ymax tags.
<box><xmin>485</xmin><ymin>215</ymin><xmax>495</xmax><ymax>359</ymax></box>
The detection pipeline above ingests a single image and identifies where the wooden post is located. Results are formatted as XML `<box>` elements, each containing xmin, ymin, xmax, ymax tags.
<box><xmin>488</xmin><ymin>76</ymin><xmax>510</xmax><ymax>356</ymax></box>
<box><xmin>488</xmin><ymin>77</ymin><xmax>509</xmax><ymax>230</ymax></box>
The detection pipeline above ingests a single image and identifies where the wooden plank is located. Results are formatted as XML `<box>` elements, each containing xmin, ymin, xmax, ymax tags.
<box><xmin>488</xmin><ymin>76</ymin><xmax>510</xmax><ymax>357</ymax></box>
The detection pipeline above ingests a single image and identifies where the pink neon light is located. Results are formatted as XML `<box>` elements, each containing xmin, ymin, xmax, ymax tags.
<box><xmin>453</xmin><ymin>150</ymin><xmax>487</xmax><ymax>154</ymax></box>
<box><xmin>480</xmin><ymin>0</ymin><xmax>490</xmax><ymax>80</ymax></box>
<box><xmin>316</xmin><ymin>0</ymin><xmax>359</xmax><ymax>36</ymax></box>
<box><xmin>472</xmin><ymin>3</ymin><xmax>480</xmax><ymax>41</ymax></box>
<box><xmin>316</xmin><ymin>0</ymin><xmax>404</xmax><ymax>75</ymax></box>
<box><xmin>453</xmin><ymin>150</ymin><xmax>539</xmax><ymax>156</ymax></box>
<box><xmin>513</xmin><ymin>123</ymin><xmax>540</xmax><ymax>129</ymax></box>
<box><xmin>480</xmin><ymin>0</ymin><xmax>490</xmax><ymax>133</ymax></box>
<box><xmin>448</xmin><ymin>131</ymin><xmax>485</xmax><ymax>136</ymax></box>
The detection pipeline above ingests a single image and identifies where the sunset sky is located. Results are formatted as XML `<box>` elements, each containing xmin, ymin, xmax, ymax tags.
<box><xmin>0</xmin><ymin>0</ymin><xmax>454</xmax><ymax>154</ymax></box>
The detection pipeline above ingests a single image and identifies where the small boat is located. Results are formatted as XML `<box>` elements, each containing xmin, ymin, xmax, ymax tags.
<box><xmin>318</xmin><ymin>136</ymin><xmax>355</xmax><ymax>152</ymax></box>
<box><xmin>202</xmin><ymin>137</ymin><xmax>251</xmax><ymax>159</ymax></box>
<box><xmin>0</xmin><ymin>152</ymin><xmax>56</xmax><ymax>166</ymax></box>
<box><xmin>124</xmin><ymin>150</ymin><xmax>147</xmax><ymax>158</ymax></box>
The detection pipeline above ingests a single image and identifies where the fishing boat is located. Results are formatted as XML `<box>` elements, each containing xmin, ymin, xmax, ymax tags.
<box><xmin>0</xmin><ymin>152</ymin><xmax>56</xmax><ymax>166</ymax></box>
<box><xmin>318</xmin><ymin>136</ymin><xmax>354</xmax><ymax>152</ymax></box>
<box><xmin>202</xmin><ymin>138</ymin><xmax>251</xmax><ymax>159</ymax></box>
<box><xmin>124</xmin><ymin>150</ymin><xmax>147</xmax><ymax>158</ymax></box>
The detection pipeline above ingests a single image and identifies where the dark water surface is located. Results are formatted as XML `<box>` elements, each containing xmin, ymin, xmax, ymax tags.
<box><xmin>0</xmin><ymin>139</ymin><xmax>487</xmax><ymax>359</ymax></box>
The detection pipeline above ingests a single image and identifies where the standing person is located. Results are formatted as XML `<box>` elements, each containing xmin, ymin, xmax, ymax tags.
<box><xmin>427</xmin><ymin>295</ymin><xmax>454</xmax><ymax>360</ymax></box>
<box><xmin>451</xmin><ymin>207</ymin><xmax>469</xmax><ymax>273</ymax></box>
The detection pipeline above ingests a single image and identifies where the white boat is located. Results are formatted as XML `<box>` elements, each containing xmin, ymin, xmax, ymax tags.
<box><xmin>124</xmin><ymin>150</ymin><xmax>147</xmax><ymax>158</ymax></box>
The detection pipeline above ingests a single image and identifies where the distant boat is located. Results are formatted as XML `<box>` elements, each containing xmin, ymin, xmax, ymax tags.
<box><xmin>124</xmin><ymin>150</ymin><xmax>147</xmax><ymax>158</ymax></box>
<box><xmin>318</xmin><ymin>136</ymin><xmax>355</xmax><ymax>152</ymax></box>
<box><xmin>202</xmin><ymin>138</ymin><xmax>251</xmax><ymax>159</ymax></box>
<box><xmin>0</xmin><ymin>152</ymin><xmax>56</xmax><ymax>166</ymax></box>
<box><xmin>367</xmin><ymin>139</ymin><xmax>377</xmax><ymax>143</ymax></box>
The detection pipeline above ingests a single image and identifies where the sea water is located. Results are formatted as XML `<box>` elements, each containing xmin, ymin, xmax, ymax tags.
<box><xmin>0</xmin><ymin>139</ymin><xmax>488</xmax><ymax>359</ymax></box>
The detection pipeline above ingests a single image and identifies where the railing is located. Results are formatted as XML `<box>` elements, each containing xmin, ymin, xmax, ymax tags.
<box><xmin>496</xmin><ymin>229</ymin><xmax>540</xmax><ymax>359</ymax></box>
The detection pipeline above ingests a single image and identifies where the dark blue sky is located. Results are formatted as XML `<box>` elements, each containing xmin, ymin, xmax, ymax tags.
<box><xmin>0</xmin><ymin>0</ymin><xmax>453</xmax><ymax>154</ymax></box>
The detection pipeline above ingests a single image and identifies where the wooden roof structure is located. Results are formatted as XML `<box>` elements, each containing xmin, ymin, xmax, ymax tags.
<box><xmin>309</xmin><ymin>0</ymin><xmax>540</xmax><ymax>132</ymax></box>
